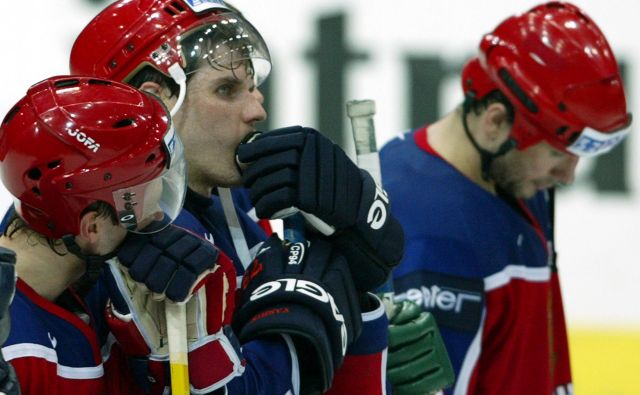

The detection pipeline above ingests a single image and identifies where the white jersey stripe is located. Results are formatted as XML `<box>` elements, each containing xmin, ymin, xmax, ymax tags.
<box><xmin>380</xmin><ymin>347</ymin><xmax>388</xmax><ymax>395</ymax></box>
<box><xmin>453</xmin><ymin>265</ymin><xmax>551</xmax><ymax>393</ymax></box>
<box><xmin>484</xmin><ymin>265</ymin><xmax>551</xmax><ymax>291</ymax></box>
<box><xmin>453</xmin><ymin>308</ymin><xmax>486</xmax><ymax>395</ymax></box>
<box><xmin>2</xmin><ymin>343</ymin><xmax>104</xmax><ymax>379</ymax></box>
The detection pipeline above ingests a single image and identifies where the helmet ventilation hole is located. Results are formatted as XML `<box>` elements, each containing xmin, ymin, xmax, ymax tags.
<box><xmin>568</xmin><ymin>132</ymin><xmax>581</xmax><ymax>144</ymax></box>
<box><xmin>2</xmin><ymin>106</ymin><xmax>20</xmax><ymax>125</ymax></box>
<box><xmin>47</xmin><ymin>160</ymin><xmax>61</xmax><ymax>169</ymax></box>
<box><xmin>171</xmin><ymin>1</ymin><xmax>186</xmax><ymax>12</ymax></box>
<box><xmin>498</xmin><ymin>68</ymin><xmax>538</xmax><ymax>114</ymax></box>
<box><xmin>88</xmin><ymin>79</ymin><xmax>112</xmax><ymax>86</ymax></box>
<box><xmin>556</xmin><ymin>126</ymin><xmax>568</xmax><ymax>136</ymax></box>
<box><xmin>113</xmin><ymin>119</ymin><xmax>135</xmax><ymax>128</ymax></box>
<box><xmin>54</xmin><ymin>79</ymin><xmax>80</xmax><ymax>89</ymax></box>
<box><xmin>146</xmin><ymin>153</ymin><xmax>157</xmax><ymax>164</ymax></box>
<box><xmin>27</xmin><ymin>168</ymin><xmax>42</xmax><ymax>180</ymax></box>
<box><xmin>165</xmin><ymin>1</ymin><xmax>187</xmax><ymax>16</ymax></box>
<box><xmin>31</xmin><ymin>187</ymin><xmax>41</xmax><ymax>197</ymax></box>
<box><xmin>545</xmin><ymin>3</ymin><xmax>566</xmax><ymax>10</ymax></box>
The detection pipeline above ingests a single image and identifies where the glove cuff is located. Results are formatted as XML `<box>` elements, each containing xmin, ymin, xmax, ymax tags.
<box><xmin>236</xmin><ymin>303</ymin><xmax>337</xmax><ymax>394</ymax></box>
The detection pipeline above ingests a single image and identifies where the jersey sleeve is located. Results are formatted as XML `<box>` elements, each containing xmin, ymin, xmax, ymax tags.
<box><xmin>225</xmin><ymin>336</ymin><xmax>297</xmax><ymax>395</ymax></box>
<box><xmin>326</xmin><ymin>295</ymin><xmax>389</xmax><ymax>395</ymax></box>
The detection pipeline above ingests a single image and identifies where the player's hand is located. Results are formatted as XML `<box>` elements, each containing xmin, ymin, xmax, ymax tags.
<box><xmin>233</xmin><ymin>234</ymin><xmax>362</xmax><ymax>394</ymax></box>
<box><xmin>105</xmin><ymin>225</ymin><xmax>244</xmax><ymax>393</ymax></box>
<box><xmin>236</xmin><ymin>126</ymin><xmax>404</xmax><ymax>292</ymax></box>
<box><xmin>115</xmin><ymin>223</ymin><xmax>218</xmax><ymax>302</ymax></box>
<box><xmin>387</xmin><ymin>300</ymin><xmax>454</xmax><ymax>395</ymax></box>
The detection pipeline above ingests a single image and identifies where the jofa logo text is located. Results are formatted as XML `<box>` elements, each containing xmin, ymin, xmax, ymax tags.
<box><xmin>68</xmin><ymin>128</ymin><xmax>100</xmax><ymax>153</ymax></box>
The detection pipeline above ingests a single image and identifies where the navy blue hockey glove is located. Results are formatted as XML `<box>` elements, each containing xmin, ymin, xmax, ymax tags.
<box><xmin>236</xmin><ymin>126</ymin><xmax>404</xmax><ymax>292</ymax></box>
<box><xmin>0</xmin><ymin>247</ymin><xmax>20</xmax><ymax>395</ymax></box>
<box><xmin>233</xmin><ymin>234</ymin><xmax>362</xmax><ymax>394</ymax></box>
<box><xmin>115</xmin><ymin>224</ymin><xmax>218</xmax><ymax>302</ymax></box>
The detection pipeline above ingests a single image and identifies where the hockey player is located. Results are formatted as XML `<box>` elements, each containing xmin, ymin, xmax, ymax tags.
<box><xmin>0</xmin><ymin>76</ymin><xmax>189</xmax><ymax>393</ymax></box>
<box><xmin>0</xmin><ymin>75</ymin><xmax>365</xmax><ymax>395</ymax></box>
<box><xmin>69</xmin><ymin>0</ymin><xmax>411</xmax><ymax>393</ymax></box>
<box><xmin>380</xmin><ymin>2</ymin><xmax>631</xmax><ymax>394</ymax></box>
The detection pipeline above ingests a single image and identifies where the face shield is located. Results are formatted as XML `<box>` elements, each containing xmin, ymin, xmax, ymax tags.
<box><xmin>112</xmin><ymin>125</ymin><xmax>187</xmax><ymax>233</ymax></box>
<box><xmin>178</xmin><ymin>12</ymin><xmax>271</xmax><ymax>87</ymax></box>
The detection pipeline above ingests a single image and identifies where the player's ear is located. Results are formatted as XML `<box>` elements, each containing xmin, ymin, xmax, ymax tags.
<box><xmin>139</xmin><ymin>81</ymin><xmax>163</xmax><ymax>97</ymax></box>
<box><xmin>76</xmin><ymin>210</ymin><xmax>127</xmax><ymax>255</ymax></box>
<box><xmin>483</xmin><ymin>102</ymin><xmax>512</xmax><ymax>150</ymax></box>
<box><xmin>140</xmin><ymin>81</ymin><xmax>177</xmax><ymax>110</ymax></box>
<box><xmin>77</xmin><ymin>211</ymin><xmax>101</xmax><ymax>248</ymax></box>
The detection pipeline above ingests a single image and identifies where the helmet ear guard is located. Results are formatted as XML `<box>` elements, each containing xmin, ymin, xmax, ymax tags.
<box><xmin>462</xmin><ymin>1</ymin><xmax>631</xmax><ymax>156</ymax></box>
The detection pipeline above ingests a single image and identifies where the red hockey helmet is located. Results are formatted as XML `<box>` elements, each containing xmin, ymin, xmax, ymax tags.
<box><xmin>70</xmin><ymin>0</ymin><xmax>271</xmax><ymax>86</ymax></box>
<box><xmin>0</xmin><ymin>76</ymin><xmax>187</xmax><ymax>239</ymax></box>
<box><xmin>461</xmin><ymin>2</ymin><xmax>631</xmax><ymax>157</ymax></box>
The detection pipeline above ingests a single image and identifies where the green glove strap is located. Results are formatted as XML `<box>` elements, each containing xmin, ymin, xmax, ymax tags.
<box><xmin>386</xmin><ymin>300</ymin><xmax>455</xmax><ymax>395</ymax></box>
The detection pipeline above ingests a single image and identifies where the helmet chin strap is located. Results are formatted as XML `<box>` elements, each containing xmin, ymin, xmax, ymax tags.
<box><xmin>462</xmin><ymin>94</ymin><xmax>516</xmax><ymax>181</ymax></box>
<box><xmin>168</xmin><ymin>63</ymin><xmax>187</xmax><ymax>117</ymax></box>
<box><xmin>62</xmin><ymin>235</ymin><xmax>117</xmax><ymax>297</ymax></box>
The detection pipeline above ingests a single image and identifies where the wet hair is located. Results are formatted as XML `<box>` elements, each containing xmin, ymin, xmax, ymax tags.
<box><xmin>4</xmin><ymin>201</ymin><xmax>118</xmax><ymax>255</ymax></box>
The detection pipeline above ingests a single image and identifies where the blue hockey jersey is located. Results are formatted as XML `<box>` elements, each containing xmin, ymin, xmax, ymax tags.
<box><xmin>380</xmin><ymin>127</ymin><xmax>572</xmax><ymax>395</ymax></box>
<box><xmin>1</xmin><ymin>187</ymin><xmax>389</xmax><ymax>394</ymax></box>
<box><xmin>171</xmin><ymin>188</ymin><xmax>390</xmax><ymax>394</ymax></box>
<box><xmin>2</xmin><ymin>278</ymin><xmax>138</xmax><ymax>395</ymax></box>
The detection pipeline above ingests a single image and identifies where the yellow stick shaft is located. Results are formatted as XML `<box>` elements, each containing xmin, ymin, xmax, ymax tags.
<box><xmin>166</xmin><ymin>302</ymin><xmax>189</xmax><ymax>395</ymax></box>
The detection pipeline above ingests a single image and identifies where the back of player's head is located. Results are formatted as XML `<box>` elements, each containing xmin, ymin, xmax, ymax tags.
<box><xmin>462</xmin><ymin>1</ymin><xmax>631</xmax><ymax>157</ymax></box>
<box><xmin>70</xmin><ymin>0</ymin><xmax>271</xmax><ymax>87</ymax></box>
<box><xmin>0</xmin><ymin>76</ymin><xmax>187</xmax><ymax>239</ymax></box>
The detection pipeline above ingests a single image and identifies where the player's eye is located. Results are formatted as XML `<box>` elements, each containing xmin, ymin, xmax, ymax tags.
<box><xmin>215</xmin><ymin>83</ymin><xmax>235</xmax><ymax>97</ymax></box>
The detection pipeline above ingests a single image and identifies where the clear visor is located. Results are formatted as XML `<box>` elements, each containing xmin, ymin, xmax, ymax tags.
<box><xmin>567</xmin><ymin>121</ymin><xmax>632</xmax><ymax>158</ymax></box>
<box><xmin>112</xmin><ymin>134</ymin><xmax>187</xmax><ymax>234</ymax></box>
<box><xmin>179</xmin><ymin>12</ymin><xmax>271</xmax><ymax>86</ymax></box>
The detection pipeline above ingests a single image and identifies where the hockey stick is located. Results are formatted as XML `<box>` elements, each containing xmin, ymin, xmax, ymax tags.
<box><xmin>345</xmin><ymin>100</ymin><xmax>395</xmax><ymax>313</ymax></box>
<box><xmin>166</xmin><ymin>302</ymin><xmax>190</xmax><ymax>395</ymax></box>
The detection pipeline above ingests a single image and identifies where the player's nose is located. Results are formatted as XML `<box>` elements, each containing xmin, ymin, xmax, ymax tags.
<box><xmin>244</xmin><ymin>89</ymin><xmax>267</xmax><ymax>125</ymax></box>
<box><xmin>552</xmin><ymin>155</ymin><xmax>579</xmax><ymax>185</ymax></box>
